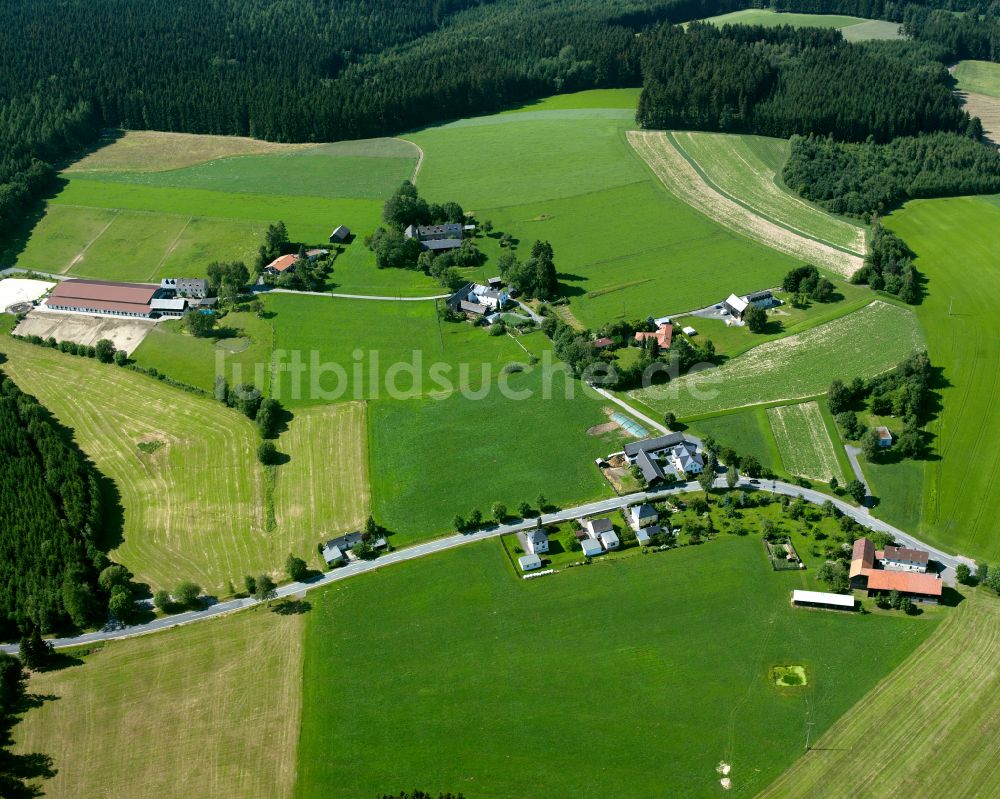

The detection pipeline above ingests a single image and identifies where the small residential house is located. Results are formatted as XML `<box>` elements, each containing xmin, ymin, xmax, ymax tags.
<box><xmin>583</xmin><ymin>518</ymin><xmax>614</xmax><ymax>539</ymax></box>
<box><xmin>265</xmin><ymin>254</ymin><xmax>298</xmax><ymax>275</ymax></box>
<box><xmin>635</xmin><ymin>323</ymin><xmax>673</xmax><ymax>349</ymax></box>
<box><xmin>322</xmin><ymin>544</ymin><xmax>345</xmax><ymax>565</ymax></box>
<box><xmin>580</xmin><ymin>538</ymin><xmax>603</xmax><ymax>558</ymax></box>
<box><xmin>629</xmin><ymin>504</ymin><xmax>658</xmax><ymax>530</ymax></box>
<box><xmin>599</xmin><ymin>530</ymin><xmax>620</xmax><ymax>551</ymax></box>
<box><xmin>876</xmin><ymin>426</ymin><xmax>893</xmax><ymax>447</ymax></box>
<box><xmin>329</xmin><ymin>225</ymin><xmax>350</xmax><ymax>243</ymax></box>
<box><xmin>321</xmin><ymin>532</ymin><xmax>387</xmax><ymax>564</ymax></box>
<box><xmin>518</xmin><ymin>553</ymin><xmax>543</xmax><ymax>572</ymax></box>
<box><xmin>160</xmin><ymin>278</ymin><xmax>208</xmax><ymax>298</ymax></box>
<box><xmin>525</xmin><ymin>528</ymin><xmax>549</xmax><ymax>555</ymax></box>
<box><xmin>592</xmin><ymin>336</ymin><xmax>614</xmax><ymax>349</ymax></box>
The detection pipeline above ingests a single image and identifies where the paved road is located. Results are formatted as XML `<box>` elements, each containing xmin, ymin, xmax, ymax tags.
<box><xmin>843</xmin><ymin>444</ymin><xmax>873</xmax><ymax>508</ymax></box>
<box><xmin>1</xmin><ymin>268</ymin><xmax>67</xmax><ymax>282</ymax></box>
<box><xmin>1</xmin><ymin>477</ymin><xmax>969</xmax><ymax>654</ymax></box>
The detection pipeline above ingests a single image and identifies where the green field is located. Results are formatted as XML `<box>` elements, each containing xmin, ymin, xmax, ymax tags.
<box><xmin>631</xmin><ymin>301</ymin><xmax>924</xmax><ymax>419</ymax></box>
<box><xmin>885</xmin><ymin>196</ymin><xmax>1000</xmax><ymax>560</ymax></box>
<box><xmin>369</xmin><ymin>364</ymin><xmax>624</xmax><ymax>542</ymax></box>
<box><xmin>697</xmin><ymin>9</ymin><xmax>902</xmax><ymax>40</ymax></box>
<box><xmin>14</xmin><ymin>606</ymin><xmax>303</xmax><ymax>799</ymax></box>
<box><xmin>952</xmin><ymin>60</ymin><xmax>1000</xmax><ymax>98</ymax></box>
<box><xmin>0</xmin><ymin>337</ymin><xmax>368</xmax><ymax>592</ymax></box>
<box><xmin>688</xmin><ymin>406</ymin><xmax>784</xmax><ymax>475</ymax></box>
<box><xmin>502</xmin><ymin>87</ymin><xmax>642</xmax><ymax>113</ymax></box>
<box><xmin>767</xmin><ymin>401</ymin><xmax>847</xmax><ymax>483</ymax></box>
<box><xmin>760</xmin><ymin>590</ymin><xmax>1000</xmax><ymax>799</ymax></box>
<box><xmin>295</xmin><ymin>536</ymin><xmax>935</xmax><ymax>799</ymax></box>
<box><xmin>668</xmin><ymin>131</ymin><xmax>866</xmax><ymax>254</ymax></box>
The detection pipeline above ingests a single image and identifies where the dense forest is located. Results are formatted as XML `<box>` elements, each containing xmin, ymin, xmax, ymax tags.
<box><xmin>784</xmin><ymin>132</ymin><xmax>1000</xmax><ymax>218</ymax></box>
<box><xmin>0</xmin><ymin>371</ymin><xmax>108</xmax><ymax>639</ymax></box>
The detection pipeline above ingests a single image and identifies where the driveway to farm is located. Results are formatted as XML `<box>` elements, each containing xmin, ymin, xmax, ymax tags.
<box><xmin>0</xmin><ymin>476</ymin><xmax>969</xmax><ymax>654</ymax></box>
<box><xmin>843</xmin><ymin>445</ymin><xmax>873</xmax><ymax>508</ymax></box>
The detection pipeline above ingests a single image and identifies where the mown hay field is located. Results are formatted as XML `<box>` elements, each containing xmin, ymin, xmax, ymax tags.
<box><xmin>631</xmin><ymin>301</ymin><xmax>923</xmax><ymax>419</ymax></box>
<box><xmin>759</xmin><ymin>590</ymin><xmax>1000</xmax><ymax>799</ymax></box>
<box><xmin>953</xmin><ymin>60</ymin><xmax>1000</xmax><ymax>98</ymax></box>
<box><xmin>14</xmin><ymin>606</ymin><xmax>304</xmax><ymax>799</ymax></box>
<box><xmin>767</xmin><ymin>401</ymin><xmax>847</xmax><ymax>483</ymax></box>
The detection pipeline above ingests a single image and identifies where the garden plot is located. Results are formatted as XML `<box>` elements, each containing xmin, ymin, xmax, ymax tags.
<box><xmin>631</xmin><ymin>301</ymin><xmax>923</xmax><ymax>418</ymax></box>
<box><xmin>767</xmin><ymin>401</ymin><xmax>846</xmax><ymax>483</ymax></box>
<box><xmin>627</xmin><ymin>130</ymin><xmax>863</xmax><ymax>277</ymax></box>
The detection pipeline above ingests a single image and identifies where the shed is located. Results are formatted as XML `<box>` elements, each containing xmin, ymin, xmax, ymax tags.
<box><xmin>876</xmin><ymin>426</ymin><xmax>893</xmax><ymax>447</ymax></box>
<box><xmin>329</xmin><ymin>225</ymin><xmax>350</xmax><ymax>243</ymax></box>
<box><xmin>599</xmin><ymin>530</ymin><xmax>621</xmax><ymax>550</ymax></box>
<box><xmin>581</xmin><ymin>538</ymin><xmax>603</xmax><ymax>557</ymax></box>
<box><xmin>682</xmin><ymin>326</ymin><xmax>697</xmax><ymax>336</ymax></box>
<box><xmin>518</xmin><ymin>553</ymin><xmax>543</xmax><ymax>572</ymax></box>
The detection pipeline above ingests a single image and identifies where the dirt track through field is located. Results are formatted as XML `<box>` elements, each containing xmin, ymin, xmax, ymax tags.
<box><xmin>627</xmin><ymin>131</ymin><xmax>863</xmax><ymax>278</ymax></box>
<box><xmin>63</xmin><ymin>210</ymin><xmax>120</xmax><ymax>273</ymax></box>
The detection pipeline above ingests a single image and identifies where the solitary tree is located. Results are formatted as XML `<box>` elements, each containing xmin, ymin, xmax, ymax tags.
<box><xmin>664</xmin><ymin>411</ymin><xmax>676</xmax><ymax>429</ymax></box>
<box><xmin>153</xmin><ymin>589</ymin><xmax>171</xmax><ymax>612</ymax></box>
<box><xmin>975</xmin><ymin>562</ymin><xmax>989</xmax><ymax>584</ymax></box>
<box><xmin>740</xmin><ymin>455</ymin><xmax>762</xmax><ymax>478</ymax></box>
<box><xmin>94</xmin><ymin>338</ymin><xmax>116</xmax><ymax>363</ymax></box>
<box><xmin>108</xmin><ymin>587</ymin><xmax>134</xmax><ymax>622</ymax></box>
<box><xmin>829</xmin><ymin>476</ymin><xmax>839</xmax><ymax>492</ymax></box>
<box><xmin>364</xmin><ymin>515</ymin><xmax>379</xmax><ymax>538</ymax></box>
<box><xmin>846</xmin><ymin>479</ymin><xmax>868</xmax><ymax>504</ymax></box>
<box><xmin>518</xmin><ymin>501</ymin><xmax>532</xmax><ymax>518</ymax></box>
<box><xmin>726</xmin><ymin>465</ymin><xmax>738</xmax><ymax>489</ymax></box>
<box><xmin>257</xmin><ymin>441</ymin><xmax>278</xmax><ymax>465</ymax></box>
<box><xmin>243</xmin><ymin>575</ymin><xmax>257</xmax><ymax>596</ymax></box>
<box><xmin>743</xmin><ymin>304</ymin><xmax>767</xmax><ymax>333</ymax></box>
<box><xmin>254</xmin><ymin>575</ymin><xmax>277</xmax><ymax>603</ymax></box>
<box><xmin>286</xmin><ymin>554</ymin><xmax>308</xmax><ymax>582</ymax></box>
<box><xmin>536</xmin><ymin>494</ymin><xmax>548</xmax><ymax>513</ymax></box>
<box><xmin>491</xmin><ymin>503</ymin><xmax>507</xmax><ymax>522</ymax></box>
<box><xmin>955</xmin><ymin>563</ymin><xmax>972</xmax><ymax>585</ymax></box>
<box><xmin>861</xmin><ymin>428</ymin><xmax>881</xmax><ymax>461</ymax></box>
<box><xmin>173</xmin><ymin>581</ymin><xmax>202</xmax><ymax>609</ymax></box>
<box><xmin>19</xmin><ymin>628</ymin><xmax>52</xmax><ymax>670</ymax></box>
<box><xmin>183</xmin><ymin>310</ymin><xmax>217</xmax><ymax>338</ymax></box>
<box><xmin>452</xmin><ymin>515</ymin><xmax>466</xmax><ymax>532</ymax></box>
<box><xmin>468</xmin><ymin>509</ymin><xmax>483</xmax><ymax>528</ymax></box>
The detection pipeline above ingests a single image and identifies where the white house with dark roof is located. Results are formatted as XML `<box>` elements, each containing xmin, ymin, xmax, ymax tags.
<box><xmin>583</xmin><ymin>517</ymin><xmax>614</xmax><ymax>539</ymax></box>
<box><xmin>518</xmin><ymin>553</ymin><xmax>543</xmax><ymax>572</ymax></box>
<box><xmin>623</xmin><ymin>434</ymin><xmax>705</xmax><ymax>484</ymax></box>
<box><xmin>525</xmin><ymin>528</ymin><xmax>549</xmax><ymax>555</ymax></box>
<box><xmin>629</xmin><ymin>504</ymin><xmax>658</xmax><ymax>530</ymax></box>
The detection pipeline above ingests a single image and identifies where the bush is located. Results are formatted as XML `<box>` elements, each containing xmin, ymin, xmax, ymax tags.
<box><xmin>258</xmin><ymin>441</ymin><xmax>278</xmax><ymax>465</ymax></box>
<box><xmin>173</xmin><ymin>580</ymin><xmax>202</xmax><ymax>608</ymax></box>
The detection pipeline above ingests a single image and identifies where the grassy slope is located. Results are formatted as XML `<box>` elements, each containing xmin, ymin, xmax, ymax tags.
<box><xmin>631</xmin><ymin>301</ymin><xmax>923</xmax><ymax>419</ymax></box>
<box><xmin>953</xmin><ymin>60</ymin><xmax>1000</xmax><ymax>98</ymax></box>
<box><xmin>0</xmin><ymin>337</ymin><xmax>367</xmax><ymax>591</ymax></box>
<box><xmin>885</xmin><ymin>196</ymin><xmax>1000</xmax><ymax>560</ymax></box>
<box><xmin>14</xmin><ymin>606</ymin><xmax>304</xmax><ymax>799</ymax></box>
<box><xmin>369</xmin><ymin>361</ymin><xmax>624</xmax><ymax>542</ymax></box>
<box><xmin>295</xmin><ymin>537</ymin><xmax>935</xmax><ymax>799</ymax></box>
<box><xmin>697</xmin><ymin>9</ymin><xmax>901</xmax><ymax>39</ymax></box>
<box><xmin>759</xmin><ymin>590</ymin><xmax>1000</xmax><ymax>799</ymax></box>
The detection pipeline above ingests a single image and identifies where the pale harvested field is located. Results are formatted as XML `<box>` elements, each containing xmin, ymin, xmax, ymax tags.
<box><xmin>66</xmin><ymin>129</ymin><xmax>312</xmax><ymax>173</ymax></box>
<box><xmin>274</xmin><ymin>402</ymin><xmax>371</xmax><ymax>550</ymax></box>
<box><xmin>758</xmin><ymin>590</ymin><xmax>1000</xmax><ymax>799</ymax></box>
<box><xmin>627</xmin><ymin>130</ymin><xmax>863</xmax><ymax>277</ymax></box>
<box><xmin>15</xmin><ymin>309</ymin><xmax>156</xmax><ymax>354</ymax></box>
<box><xmin>767</xmin><ymin>401</ymin><xmax>846</xmax><ymax>483</ymax></box>
<box><xmin>14</xmin><ymin>606</ymin><xmax>304</xmax><ymax>799</ymax></box>
<box><xmin>958</xmin><ymin>91</ymin><xmax>1000</xmax><ymax>146</ymax></box>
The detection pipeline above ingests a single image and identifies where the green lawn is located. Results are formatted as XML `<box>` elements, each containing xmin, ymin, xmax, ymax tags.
<box><xmin>295</xmin><ymin>536</ymin><xmax>936</xmax><ymax>799</ymax></box>
<box><xmin>953</xmin><ymin>60</ymin><xmax>1000</xmax><ymax>98</ymax></box>
<box><xmin>631</xmin><ymin>301</ymin><xmax>924</xmax><ymax>419</ymax></box>
<box><xmin>688</xmin><ymin>406</ymin><xmax>784</xmax><ymax>476</ymax></box>
<box><xmin>1</xmin><ymin>204</ymin><xmax>119</xmax><ymax>273</ymax></box>
<box><xmin>885</xmin><ymin>195</ymin><xmax>1000</xmax><ymax>560</ymax></box>
<box><xmin>66</xmin><ymin>209</ymin><xmax>190</xmax><ymax>282</ymax></box>
<box><xmin>368</xmin><ymin>364</ymin><xmax>625</xmax><ymax>543</ymax></box>
<box><xmin>501</xmin><ymin>87</ymin><xmax>642</xmax><ymax>113</ymax></box>
<box><xmin>696</xmin><ymin>9</ymin><xmax>902</xmax><ymax>40</ymax></box>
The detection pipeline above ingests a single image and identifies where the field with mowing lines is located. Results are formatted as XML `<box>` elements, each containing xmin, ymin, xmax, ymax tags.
<box><xmin>628</xmin><ymin>130</ymin><xmax>863</xmax><ymax>277</ymax></box>
<box><xmin>274</xmin><ymin>403</ymin><xmax>370</xmax><ymax>551</ymax></box>
<box><xmin>768</xmin><ymin>401</ymin><xmax>846</xmax><ymax>483</ymax></box>
<box><xmin>886</xmin><ymin>196</ymin><xmax>1000</xmax><ymax>561</ymax></box>
<box><xmin>668</xmin><ymin>131</ymin><xmax>866</xmax><ymax>254</ymax></box>
<box><xmin>0</xmin><ymin>336</ymin><xmax>366</xmax><ymax>591</ymax></box>
<box><xmin>66</xmin><ymin>129</ymin><xmax>312</xmax><ymax>173</ymax></box>
<box><xmin>696</xmin><ymin>9</ymin><xmax>902</xmax><ymax>40</ymax></box>
<box><xmin>369</xmin><ymin>364</ymin><xmax>623</xmax><ymax>542</ymax></box>
<box><xmin>296</xmin><ymin>537</ymin><xmax>935</xmax><ymax>799</ymax></box>
<box><xmin>760</xmin><ymin>590</ymin><xmax>1000</xmax><ymax>799</ymax></box>
<box><xmin>631</xmin><ymin>301</ymin><xmax>923</xmax><ymax>419</ymax></box>
<box><xmin>14</xmin><ymin>606</ymin><xmax>303</xmax><ymax>799</ymax></box>
<box><xmin>953</xmin><ymin>60</ymin><xmax>1000</xmax><ymax>98</ymax></box>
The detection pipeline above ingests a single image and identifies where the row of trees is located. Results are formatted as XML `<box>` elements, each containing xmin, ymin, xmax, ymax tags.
<box><xmin>783</xmin><ymin>132</ymin><xmax>1000</xmax><ymax>220</ymax></box>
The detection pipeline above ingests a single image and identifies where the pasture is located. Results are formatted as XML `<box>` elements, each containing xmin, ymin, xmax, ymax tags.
<box><xmin>14</xmin><ymin>606</ymin><xmax>303</xmax><ymax>799</ymax></box>
<box><xmin>952</xmin><ymin>60</ymin><xmax>1000</xmax><ymax>98</ymax></box>
<box><xmin>760</xmin><ymin>590</ymin><xmax>1000</xmax><ymax>799</ymax></box>
<box><xmin>631</xmin><ymin>301</ymin><xmax>924</xmax><ymax>419</ymax></box>
<box><xmin>0</xmin><ymin>337</ymin><xmax>367</xmax><ymax>592</ymax></box>
<box><xmin>886</xmin><ymin>196</ymin><xmax>1000</xmax><ymax>561</ymax></box>
<box><xmin>668</xmin><ymin>131</ymin><xmax>866</xmax><ymax>254</ymax></box>
<box><xmin>767</xmin><ymin>401</ymin><xmax>847</xmax><ymax>483</ymax></box>
<box><xmin>696</xmin><ymin>9</ymin><xmax>902</xmax><ymax>40</ymax></box>
<box><xmin>368</xmin><ymin>363</ymin><xmax>623</xmax><ymax>542</ymax></box>
<box><xmin>295</xmin><ymin>537</ymin><xmax>935</xmax><ymax>799</ymax></box>
<box><xmin>628</xmin><ymin>130</ymin><xmax>863</xmax><ymax>277</ymax></box>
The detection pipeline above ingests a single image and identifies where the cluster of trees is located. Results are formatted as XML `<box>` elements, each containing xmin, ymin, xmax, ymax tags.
<box><xmin>956</xmin><ymin>562</ymin><xmax>1000</xmax><ymax>594</ymax></box>
<box><xmin>383</xmin><ymin>181</ymin><xmax>465</xmax><ymax>230</ymax></box>
<box><xmin>206</xmin><ymin>260</ymin><xmax>250</xmax><ymax>299</ymax></box>
<box><xmin>212</xmin><ymin>378</ymin><xmax>281</xmax><ymax>440</ymax></box>
<box><xmin>242</xmin><ymin>574</ymin><xmax>278</xmax><ymax>603</ymax></box>
<box><xmin>829</xmin><ymin>350</ymin><xmax>933</xmax><ymax>459</ymax></box>
<box><xmin>852</xmin><ymin>223</ymin><xmax>920</xmax><ymax>304</ymax></box>
<box><xmin>637</xmin><ymin>22</ymin><xmax>971</xmax><ymax>142</ymax></box>
<box><xmin>782</xmin><ymin>265</ymin><xmax>836</xmax><ymax>305</ymax></box>
<box><xmin>783</xmin><ymin>133</ymin><xmax>1000</xmax><ymax>219</ymax></box>
<box><xmin>0</xmin><ymin>371</ymin><xmax>112</xmax><ymax>639</ymax></box>
<box><xmin>1</xmin><ymin>650</ymin><xmax>55</xmax><ymax>797</ymax></box>
<box><xmin>497</xmin><ymin>241</ymin><xmax>559</xmax><ymax>300</ymax></box>
<box><xmin>903</xmin><ymin>4</ymin><xmax>1000</xmax><ymax>64</ymax></box>
<box><xmin>13</xmin><ymin>332</ymin><xmax>129</xmax><ymax>366</ymax></box>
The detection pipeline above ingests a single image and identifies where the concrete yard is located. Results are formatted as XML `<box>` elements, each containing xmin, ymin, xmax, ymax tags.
<box><xmin>14</xmin><ymin>309</ymin><xmax>156</xmax><ymax>354</ymax></box>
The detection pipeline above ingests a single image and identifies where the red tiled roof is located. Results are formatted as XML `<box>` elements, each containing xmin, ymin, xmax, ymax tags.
<box><xmin>593</xmin><ymin>337</ymin><xmax>613</xmax><ymax>348</ymax></box>
<box><xmin>849</xmin><ymin>538</ymin><xmax>875</xmax><ymax>577</ymax></box>
<box><xmin>267</xmin><ymin>254</ymin><xmax>297</xmax><ymax>272</ymax></box>
<box><xmin>634</xmin><ymin>323</ymin><xmax>673</xmax><ymax>349</ymax></box>
<box><xmin>861</xmin><ymin>569</ymin><xmax>942</xmax><ymax>596</ymax></box>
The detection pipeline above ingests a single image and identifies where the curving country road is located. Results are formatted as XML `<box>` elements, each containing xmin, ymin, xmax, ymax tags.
<box><xmin>0</xmin><ymin>477</ymin><xmax>970</xmax><ymax>654</ymax></box>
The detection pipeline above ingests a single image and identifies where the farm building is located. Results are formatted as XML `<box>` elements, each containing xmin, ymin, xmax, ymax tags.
<box><xmin>446</xmin><ymin>283</ymin><xmax>510</xmax><ymax>317</ymax></box>
<box><xmin>876</xmin><ymin>426</ymin><xmax>894</xmax><ymax>447</ymax></box>
<box><xmin>849</xmin><ymin>538</ymin><xmax>941</xmax><ymax>603</ymax></box>
<box><xmin>791</xmin><ymin>590</ymin><xmax>856</xmax><ymax>611</ymax></box>
<box><xmin>150</xmin><ymin>298</ymin><xmax>188</xmax><ymax>316</ymax></box>
<box><xmin>623</xmin><ymin>433</ymin><xmax>705</xmax><ymax>484</ymax></box>
<box><xmin>580</xmin><ymin>538</ymin><xmax>603</xmax><ymax>558</ymax></box>
<box><xmin>265</xmin><ymin>254</ymin><xmax>298</xmax><ymax>275</ymax></box>
<box><xmin>723</xmin><ymin>290</ymin><xmax>778</xmax><ymax>321</ymax></box>
<box><xmin>160</xmin><ymin>278</ymin><xmax>208</xmax><ymax>298</ymax></box>
<box><xmin>405</xmin><ymin>222</ymin><xmax>464</xmax><ymax>252</ymax></box>
<box><xmin>635</xmin><ymin>323</ymin><xmax>673</xmax><ymax>349</ymax></box>
<box><xmin>329</xmin><ymin>225</ymin><xmax>350</xmax><ymax>243</ymax></box>
<box><xmin>525</xmin><ymin>528</ymin><xmax>549</xmax><ymax>555</ymax></box>
<box><xmin>44</xmin><ymin>279</ymin><xmax>159</xmax><ymax>318</ymax></box>
<box><xmin>518</xmin><ymin>553</ymin><xmax>543</xmax><ymax>572</ymax></box>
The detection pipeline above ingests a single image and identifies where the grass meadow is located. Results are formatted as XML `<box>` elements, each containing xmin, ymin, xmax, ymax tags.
<box><xmin>696</xmin><ymin>9</ymin><xmax>902</xmax><ymax>39</ymax></box>
<box><xmin>14</xmin><ymin>605</ymin><xmax>304</xmax><ymax>799</ymax></box>
<box><xmin>885</xmin><ymin>196</ymin><xmax>1000</xmax><ymax>561</ymax></box>
<box><xmin>631</xmin><ymin>301</ymin><xmax>924</xmax><ymax>419</ymax></box>
<box><xmin>952</xmin><ymin>60</ymin><xmax>1000</xmax><ymax>98</ymax></box>
<box><xmin>368</xmin><ymin>364</ymin><xmax>624</xmax><ymax>542</ymax></box>
<box><xmin>0</xmin><ymin>336</ymin><xmax>368</xmax><ymax>592</ymax></box>
<box><xmin>295</xmin><ymin>537</ymin><xmax>935</xmax><ymax>799</ymax></box>
<box><xmin>688</xmin><ymin>406</ymin><xmax>784</xmax><ymax>476</ymax></box>
<box><xmin>760</xmin><ymin>590</ymin><xmax>1000</xmax><ymax>799</ymax></box>
<box><xmin>767</xmin><ymin>401</ymin><xmax>847</xmax><ymax>483</ymax></box>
